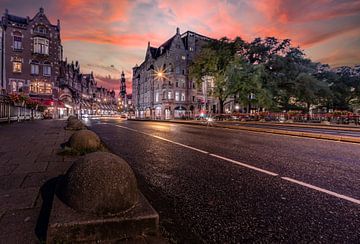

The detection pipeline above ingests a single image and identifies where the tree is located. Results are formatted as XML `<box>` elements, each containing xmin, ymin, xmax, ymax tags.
<box><xmin>189</xmin><ymin>38</ymin><xmax>237</xmax><ymax>113</ymax></box>
<box><xmin>226</xmin><ymin>56</ymin><xmax>273</xmax><ymax>111</ymax></box>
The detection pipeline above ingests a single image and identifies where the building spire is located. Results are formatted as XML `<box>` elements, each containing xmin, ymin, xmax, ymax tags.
<box><xmin>120</xmin><ymin>71</ymin><xmax>126</xmax><ymax>99</ymax></box>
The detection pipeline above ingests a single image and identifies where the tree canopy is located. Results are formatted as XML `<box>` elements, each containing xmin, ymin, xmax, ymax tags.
<box><xmin>189</xmin><ymin>36</ymin><xmax>357</xmax><ymax>113</ymax></box>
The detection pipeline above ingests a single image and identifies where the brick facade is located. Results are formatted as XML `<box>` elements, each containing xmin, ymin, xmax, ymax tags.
<box><xmin>0</xmin><ymin>7</ymin><xmax>62</xmax><ymax>100</ymax></box>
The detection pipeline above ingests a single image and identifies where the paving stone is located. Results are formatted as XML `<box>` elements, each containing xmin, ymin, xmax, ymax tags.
<box><xmin>0</xmin><ymin>208</ymin><xmax>40</xmax><ymax>243</ymax></box>
<box><xmin>0</xmin><ymin>164</ymin><xmax>18</xmax><ymax>176</ymax></box>
<box><xmin>0</xmin><ymin>173</ymin><xmax>27</xmax><ymax>191</ymax></box>
<box><xmin>21</xmin><ymin>171</ymin><xmax>60</xmax><ymax>189</ymax></box>
<box><xmin>0</xmin><ymin>187</ymin><xmax>39</xmax><ymax>211</ymax></box>
<box><xmin>46</xmin><ymin>161</ymin><xmax>74</xmax><ymax>175</ymax></box>
<box><xmin>13</xmin><ymin>161</ymin><xmax>48</xmax><ymax>174</ymax></box>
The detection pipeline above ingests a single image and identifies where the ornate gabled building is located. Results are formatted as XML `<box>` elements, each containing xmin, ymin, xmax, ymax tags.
<box><xmin>132</xmin><ymin>28</ymin><xmax>216</xmax><ymax>119</ymax></box>
<box><xmin>58</xmin><ymin>59</ymin><xmax>117</xmax><ymax>117</ymax></box>
<box><xmin>0</xmin><ymin>7</ymin><xmax>63</xmax><ymax>116</ymax></box>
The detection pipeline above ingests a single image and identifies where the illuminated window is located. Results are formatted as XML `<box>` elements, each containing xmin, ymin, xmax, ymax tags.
<box><xmin>45</xmin><ymin>83</ymin><xmax>52</xmax><ymax>94</ymax></box>
<box><xmin>181</xmin><ymin>92</ymin><xmax>185</xmax><ymax>101</ymax></box>
<box><xmin>189</xmin><ymin>47</ymin><xmax>194</xmax><ymax>51</ymax></box>
<box><xmin>13</xmin><ymin>32</ymin><xmax>22</xmax><ymax>50</ymax></box>
<box><xmin>181</xmin><ymin>56</ymin><xmax>186</xmax><ymax>60</ymax></box>
<box><xmin>168</xmin><ymin>91</ymin><xmax>172</xmax><ymax>99</ymax></box>
<box><xmin>34</xmin><ymin>37</ymin><xmax>49</xmax><ymax>55</ymax></box>
<box><xmin>11</xmin><ymin>81</ymin><xmax>17</xmax><ymax>92</ymax></box>
<box><xmin>30</xmin><ymin>81</ymin><xmax>52</xmax><ymax>94</ymax></box>
<box><xmin>155</xmin><ymin>92</ymin><xmax>159</xmax><ymax>102</ymax></box>
<box><xmin>12</xmin><ymin>61</ymin><xmax>22</xmax><ymax>73</ymax></box>
<box><xmin>175</xmin><ymin>92</ymin><xmax>179</xmax><ymax>101</ymax></box>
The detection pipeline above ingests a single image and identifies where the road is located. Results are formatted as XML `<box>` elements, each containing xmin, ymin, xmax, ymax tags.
<box><xmin>88</xmin><ymin>118</ymin><xmax>360</xmax><ymax>243</ymax></box>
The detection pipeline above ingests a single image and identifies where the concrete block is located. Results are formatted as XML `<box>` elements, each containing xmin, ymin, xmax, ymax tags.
<box><xmin>47</xmin><ymin>191</ymin><xmax>159</xmax><ymax>243</ymax></box>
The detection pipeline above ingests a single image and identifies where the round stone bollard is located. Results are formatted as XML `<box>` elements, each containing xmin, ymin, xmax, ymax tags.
<box><xmin>60</xmin><ymin>152</ymin><xmax>139</xmax><ymax>215</ymax></box>
<box><xmin>66</xmin><ymin>117</ymin><xmax>86</xmax><ymax>130</ymax></box>
<box><xmin>68</xmin><ymin>130</ymin><xmax>101</xmax><ymax>152</ymax></box>
<box><xmin>67</xmin><ymin>115</ymin><xmax>77</xmax><ymax>121</ymax></box>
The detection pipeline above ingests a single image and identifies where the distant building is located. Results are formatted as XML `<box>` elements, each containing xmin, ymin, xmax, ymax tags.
<box><xmin>0</xmin><ymin>8</ymin><xmax>63</xmax><ymax>116</ymax></box>
<box><xmin>132</xmin><ymin>28</ymin><xmax>215</xmax><ymax>119</ymax></box>
<box><xmin>58</xmin><ymin>59</ymin><xmax>117</xmax><ymax>117</ymax></box>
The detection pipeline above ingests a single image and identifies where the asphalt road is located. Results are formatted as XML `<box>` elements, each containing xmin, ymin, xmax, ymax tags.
<box><xmin>215</xmin><ymin>121</ymin><xmax>360</xmax><ymax>137</ymax></box>
<box><xmin>88</xmin><ymin>118</ymin><xmax>360</xmax><ymax>243</ymax></box>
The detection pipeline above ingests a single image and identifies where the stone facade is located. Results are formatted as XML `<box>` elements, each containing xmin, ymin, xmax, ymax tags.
<box><xmin>132</xmin><ymin>28</ymin><xmax>218</xmax><ymax>119</ymax></box>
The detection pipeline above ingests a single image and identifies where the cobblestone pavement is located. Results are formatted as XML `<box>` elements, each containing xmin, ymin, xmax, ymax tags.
<box><xmin>0</xmin><ymin>120</ymin><xmax>77</xmax><ymax>244</ymax></box>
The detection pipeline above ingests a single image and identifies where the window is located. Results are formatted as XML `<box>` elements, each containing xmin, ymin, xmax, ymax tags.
<box><xmin>12</xmin><ymin>61</ymin><xmax>22</xmax><ymax>73</ymax></box>
<box><xmin>34</xmin><ymin>37</ymin><xmax>49</xmax><ymax>55</ymax></box>
<box><xmin>34</xmin><ymin>25</ymin><xmax>48</xmax><ymax>34</ymax></box>
<box><xmin>18</xmin><ymin>82</ymin><xmax>24</xmax><ymax>92</ymax></box>
<box><xmin>11</xmin><ymin>81</ymin><xmax>17</xmax><ymax>92</ymax></box>
<box><xmin>168</xmin><ymin>91</ymin><xmax>172</xmax><ymax>99</ymax></box>
<box><xmin>181</xmin><ymin>56</ymin><xmax>186</xmax><ymax>60</ymax></box>
<box><xmin>43</xmin><ymin>64</ymin><xmax>51</xmax><ymax>76</ymax></box>
<box><xmin>155</xmin><ymin>92</ymin><xmax>159</xmax><ymax>102</ymax></box>
<box><xmin>31</xmin><ymin>61</ymin><xmax>39</xmax><ymax>75</ymax></box>
<box><xmin>13</xmin><ymin>32</ymin><xmax>22</xmax><ymax>50</ymax></box>
<box><xmin>30</xmin><ymin>81</ymin><xmax>52</xmax><ymax>94</ymax></box>
<box><xmin>175</xmin><ymin>67</ymin><xmax>180</xmax><ymax>74</ymax></box>
<box><xmin>176</xmin><ymin>82</ymin><xmax>179</xmax><ymax>87</ymax></box>
<box><xmin>181</xmin><ymin>92</ymin><xmax>185</xmax><ymax>101</ymax></box>
<box><xmin>189</xmin><ymin>47</ymin><xmax>194</xmax><ymax>51</ymax></box>
<box><xmin>192</xmin><ymin>96</ymin><xmax>195</xmax><ymax>102</ymax></box>
<box><xmin>175</xmin><ymin>92</ymin><xmax>180</xmax><ymax>101</ymax></box>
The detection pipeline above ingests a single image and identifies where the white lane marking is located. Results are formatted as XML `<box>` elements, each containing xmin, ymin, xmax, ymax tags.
<box><xmin>209</xmin><ymin>154</ymin><xmax>278</xmax><ymax>176</ymax></box>
<box><xmin>115</xmin><ymin>124</ymin><xmax>277</xmax><ymax>176</ymax></box>
<box><xmin>109</xmin><ymin>124</ymin><xmax>360</xmax><ymax>206</ymax></box>
<box><xmin>282</xmin><ymin>177</ymin><xmax>360</xmax><ymax>205</ymax></box>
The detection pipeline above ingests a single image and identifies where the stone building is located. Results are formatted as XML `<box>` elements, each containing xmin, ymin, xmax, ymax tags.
<box><xmin>132</xmin><ymin>28</ymin><xmax>216</xmax><ymax>119</ymax></box>
<box><xmin>58</xmin><ymin>59</ymin><xmax>117</xmax><ymax>117</ymax></box>
<box><xmin>0</xmin><ymin>8</ymin><xmax>63</xmax><ymax>116</ymax></box>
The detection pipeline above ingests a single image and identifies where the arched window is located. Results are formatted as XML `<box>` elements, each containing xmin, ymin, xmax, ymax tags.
<box><xmin>13</xmin><ymin>31</ymin><xmax>22</xmax><ymax>50</ymax></box>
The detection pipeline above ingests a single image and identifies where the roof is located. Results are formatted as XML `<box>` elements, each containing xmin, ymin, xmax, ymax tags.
<box><xmin>7</xmin><ymin>14</ymin><xmax>28</xmax><ymax>25</ymax></box>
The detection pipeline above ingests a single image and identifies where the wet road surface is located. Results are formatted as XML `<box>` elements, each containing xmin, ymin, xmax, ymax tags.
<box><xmin>88</xmin><ymin>118</ymin><xmax>360</xmax><ymax>243</ymax></box>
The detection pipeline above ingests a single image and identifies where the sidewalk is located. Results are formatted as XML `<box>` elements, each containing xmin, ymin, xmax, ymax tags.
<box><xmin>0</xmin><ymin>120</ymin><xmax>168</xmax><ymax>244</ymax></box>
<box><xmin>0</xmin><ymin>119</ymin><xmax>78</xmax><ymax>243</ymax></box>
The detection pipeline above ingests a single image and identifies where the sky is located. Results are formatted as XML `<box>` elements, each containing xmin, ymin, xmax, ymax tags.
<box><xmin>1</xmin><ymin>0</ymin><xmax>360</xmax><ymax>94</ymax></box>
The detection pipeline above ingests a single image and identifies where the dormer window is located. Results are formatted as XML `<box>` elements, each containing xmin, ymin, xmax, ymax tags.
<box><xmin>13</xmin><ymin>31</ymin><xmax>22</xmax><ymax>50</ymax></box>
<box><xmin>34</xmin><ymin>37</ymin><xmax>49</xmax><ymax>55</ymax></box>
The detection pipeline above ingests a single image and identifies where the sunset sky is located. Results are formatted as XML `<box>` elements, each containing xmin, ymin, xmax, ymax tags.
<box><xmin>1</xmin><ymin>0</ymin><xmax>360</xmax><ymax>94</ymax></box>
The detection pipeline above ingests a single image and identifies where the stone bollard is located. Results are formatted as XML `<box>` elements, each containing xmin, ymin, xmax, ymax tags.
<box><xmin>65</xmin><ymin>117</ymin><xmax>86</xmax><ymax>130</ymax></box>
<box><xmin>47</xmin><ymin>152</ymin><xmax>159</xmax><ymax>242</ymax></box>
<box><xmin>68</xmin><ymin>130</ymin><xmax>101</xmax><ymax>153</ymax></box>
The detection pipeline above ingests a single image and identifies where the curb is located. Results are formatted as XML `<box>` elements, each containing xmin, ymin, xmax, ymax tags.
<box><xmin>223</xmin><ymin>121</ymin><xmax>360</xmax><ymax>132</ymax></box>
<box><xmin>129</xmin><ymin>119</ymin><xmax>360</xmax><ymax>144</ymax></box>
